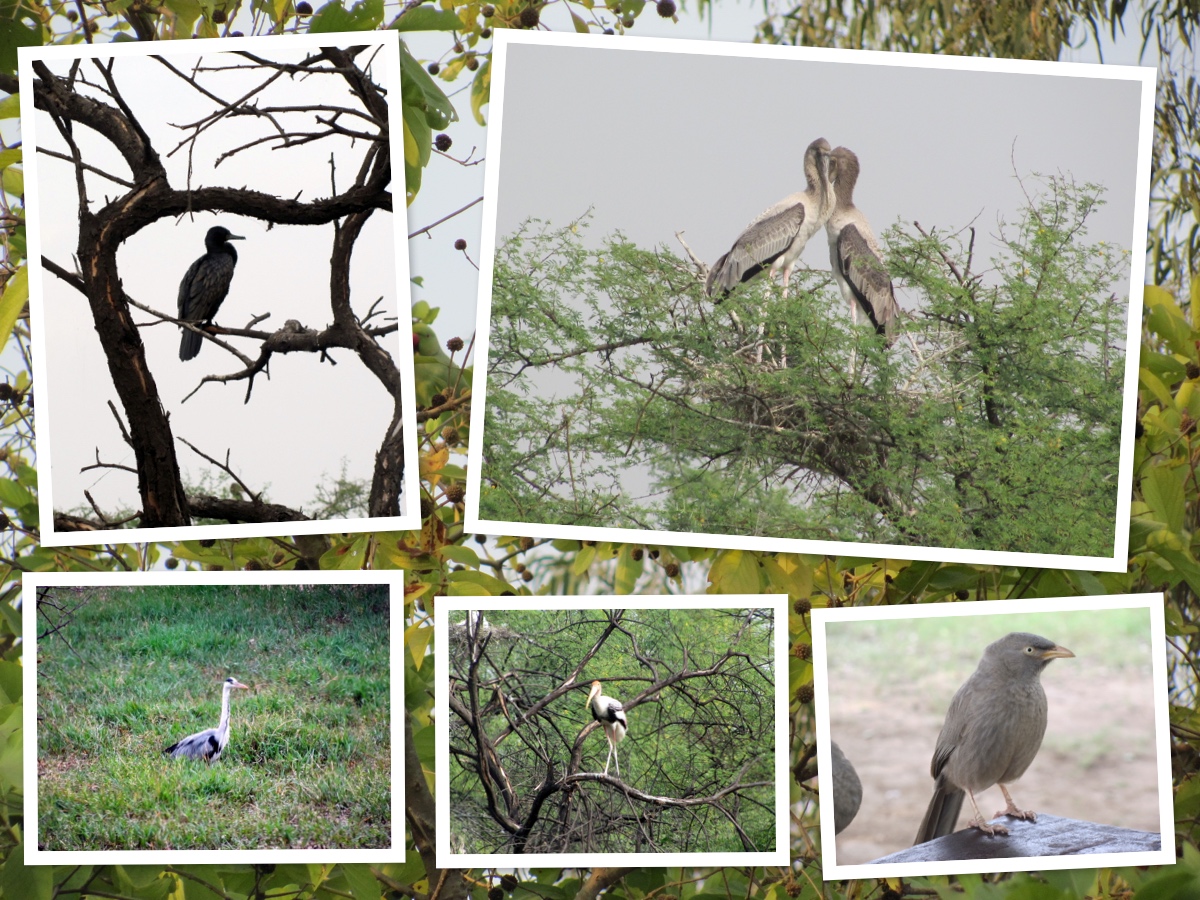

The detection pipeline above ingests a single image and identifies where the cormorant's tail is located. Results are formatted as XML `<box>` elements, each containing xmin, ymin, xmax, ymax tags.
<box><xmin>180</xmin><ymin>327</ymin><xmax>202</xmax><ymax>361</ymax></box>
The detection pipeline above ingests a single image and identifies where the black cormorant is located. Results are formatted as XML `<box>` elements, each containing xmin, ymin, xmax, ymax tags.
<box><xmin>178</xmin><ymin>225</ymin><xmax>244</xmax><ymax>361</ymax></box>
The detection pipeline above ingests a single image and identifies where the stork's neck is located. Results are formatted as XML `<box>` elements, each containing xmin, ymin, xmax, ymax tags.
<box><xmin>833</xmin><ymin>174</ymin><xmax>858</xmax><ymax>212</ymax></box>
<box><xmin>804</xmin><ymin>154</ymin><xmax>821</xmax><ymax>195</ymax></box>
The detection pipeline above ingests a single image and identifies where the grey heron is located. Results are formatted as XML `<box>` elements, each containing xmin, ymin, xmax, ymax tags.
<box><xmin>586</xmin><ymin>680</ymin><xmax>627</xmax><ymax>777</ymax></box>
<box><xmin>825</xmin><ymin>147</ymin><xmax>900</xmax><ymax>345</ymax></box>
<box><xmin>706</xmin><ymin>137</ymin><xmax>834</xmax><ymax>298</ymax></box>
<box><xmin>178</xmin><ymin>225</ymin><xmax>244</xmax><ymax>361</ymax></box>
<box><xmin>163</xmin><ymin>676</ymin><xmax>250</xmax><ymax>762</ymax></box>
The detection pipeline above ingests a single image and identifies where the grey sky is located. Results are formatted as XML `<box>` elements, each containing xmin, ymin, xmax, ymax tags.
<box><xmin>25</xmin><ymin>37</ymin><xmax>413</xmax><ymax>535</ymax></box>
<box><xmin>490</xmin><ymin>41</ymin><xmax>1144</xmax><ymax>292</ymax></box>
<box><xmin>408</xmin><ymin>2</ymin><xmax>1157</xmax><ymax>352</ymax></box>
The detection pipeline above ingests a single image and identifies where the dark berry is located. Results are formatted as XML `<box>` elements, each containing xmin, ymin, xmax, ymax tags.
<box><xmin>454</xmin><ymin>238</ymin><xmax>467</xmax><ymax>250</ymax></box>
<box><xmin>793</xmin><ymin>598</ymin><xmax>811</xmax><ymax>615</ymax></box>
<box><xmin>211</xmin><ymin>8</ymin><xmax>227</xmax><ymax>22</ymax></box>
<box><xmin>519</xmin><ymin>6</ymin><xmax>539</xmax><ymax>27</ymax></box>
<box><xmin>519</xmin><ymin>536</ymin><xmax>535</xmax><ymax>551</ymax></box>
<box><xmin>427</xmin><ymin>62</ymin><xmax>440</xmax><ymax>75</ymax></box>
<box><xmin>296</xmin><ymin>0</ymin><xmax>312</xmax><ymax>12</ymax></box>
<box><xmin>434</xmin><ymin>133</ymin><xmax>452</xmax><ymax>152</ymax></box>
<box><xmin>482</xmin><ymin>4</ymin><xmax>494</xmax><ymax>15</ymax></box>
<box><xmin>656</xmin><ymin>0</ymin><xmax>675</xmax><ymax>15</ymax></box>
<box><xmin>445</xmin><ymin>484</ymin><xmax>466</xmax><ymax>504</ymax></box>
<box><xmin>447</xmin><ymin>336</ymin><xmax>464</xmax><ymax>352</ymax></box>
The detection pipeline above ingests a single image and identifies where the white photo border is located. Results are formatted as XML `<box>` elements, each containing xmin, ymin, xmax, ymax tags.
<box><xmin>19</xmin><ymin>31</ymin><xmax>420</xmax><ymax>547</ymax></box>
<box><xmin>811</xmin><ymin>592</ymin><xmax>1174</xmax><ymax>879</ymax></box>
<box><xmin>464</xmin><ymin>29</ymin><xmax>1157</xmax><ymax>573</ymax></box>
<box><xmin>23</xmin><ymin>569</ymin><xmax>405</xmax><ymax>865</ymax></box>
<box><xmin>434</xmin><ymin>593</ymin><xmax>790</xmax><ymax>867</ymax></box>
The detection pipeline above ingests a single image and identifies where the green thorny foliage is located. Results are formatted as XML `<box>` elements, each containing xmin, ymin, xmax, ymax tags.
<box><xmin>481</xmin><ymin>177</ymin><xmax>1125</xmax><ymax>558</ymax></box>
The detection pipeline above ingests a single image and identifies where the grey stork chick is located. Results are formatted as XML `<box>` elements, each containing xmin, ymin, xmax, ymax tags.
<box><xmin>178</xmin><ymin>225</ymin><xmax>244</xmax><ymax>361</ymax></box>
<box><xmin>586</xmin><ymin>680</ymin><xmax>627</xmax><ymax>777</ymax></box>
<box><xmin>825</xmin><ymin>147</ymin><xmax>900</xmax><ymax>346</ymax></box>
<box><xmin>164</xmin><ymin>676</ymin><xmax>249</xmax><ymax>762</ymax></box>
<box><xmin>706</xmin><ymin>137</ymin><xmax>834</xmax><ymax>299</ymax></box>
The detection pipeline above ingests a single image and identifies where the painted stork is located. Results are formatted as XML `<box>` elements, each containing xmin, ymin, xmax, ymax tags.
<box><xmin>164</xmin><ymin>676</ymin><xmax>250</xmax><ymax>762</ymax></box>
<box><xmin>706</xmin><ymin>137</ymin><xmax>834</xmax><ymax>299</ymax></box>
<box><xmin>825</xmin><ymin>147</ymin><xmax>900</xmax><ymax>346</ymax></box>
<box><xmin>586</xmin><ymin>680</ymin><xmax>627</xmax><ymax>777</ymax></box>
<box><xmin>178</xmin><ymin>225</ymin><xmax>244</xmax><ymax>361</ymax></box>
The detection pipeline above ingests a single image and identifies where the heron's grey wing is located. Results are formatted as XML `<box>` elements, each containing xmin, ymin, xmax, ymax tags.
<box><xmin>165</xmin><ymin>727</ymin><xmax>219</xmax><ymax>760</ymax></box>
<box><xmin>836</xmin><ymin>224</ymin><xmax>899</xmax><ymax>340</ymax></box>
<box><xmin>709</xmin><ymin>196</ymin><xmax>807</xmax><ymax>293</ymax></box>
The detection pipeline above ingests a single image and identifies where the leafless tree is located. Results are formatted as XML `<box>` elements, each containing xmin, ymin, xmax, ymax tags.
<box><xmin>447</xmin><ymin>608</ymin><xmax>777</xmax><ymax>855</ymax></box>
<box><xmin>15</xmin><ymin>44</ymin><xmax>405</xmax><ymax>530</ymax></box>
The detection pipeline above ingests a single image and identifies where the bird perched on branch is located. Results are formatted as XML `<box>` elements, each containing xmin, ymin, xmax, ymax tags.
<box><xmin>586</xmin><ymin>680</ymin><xmax>627</xmax><ymax>778</ymax></box>
<box><xmin>164</xmin><ymin>676</ymin><xmax>250</xmax><ymax>762</ymax></box>
<box><xmin>914</xmin><ymin>632</ymin><xmax>1074</xmax><ymax>845</ymax></box>
<box><xmin>825</xmin><ymin>147</ymin><xmax>900</xmax><ymax>345</ymax></box>
<box><xmin>178</xmin><ymin>225</ymin><xmax>244</xmax><ymax>361</ymax></box>
<box><xmin>706</xmin><ymin>137</ymin><xmax>834</xmax><ymax>299</ymax></box>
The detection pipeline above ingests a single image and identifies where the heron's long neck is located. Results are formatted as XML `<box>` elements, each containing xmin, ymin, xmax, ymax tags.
<box><xmin>218</xmin><ymin>685</ymin><xmax>233</xmax><ymax>732</ymax></box>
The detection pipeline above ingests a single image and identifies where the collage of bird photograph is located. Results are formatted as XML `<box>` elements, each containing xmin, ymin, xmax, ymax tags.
<box><xmin>5</xmin><ymin>6</ymin><xmax>1192</xmax><ymax>899</ymax></box>
<box><xmin>467</xmin><ymin>33</ymin><xmax>1149</xmax><ymax>569</ymax></box>
<box><xmin>25</xmin><ymin>573</ymin><xmax>400</xmax><ymax>861</ymax></box>
<box><xmin>20</xmin><ymin>33</ymin><xmax>419</xmax><ymax>545</ymax></box>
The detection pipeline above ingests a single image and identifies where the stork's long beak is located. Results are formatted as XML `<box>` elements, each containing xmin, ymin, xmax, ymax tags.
<box><xmin>1040</xmin><ymin>645</ymin><xmax>1074</xmax><ymax>660</ymax></box>
<box><xmin>231</xmin><ymin>679</ymin><xmax>250</xmax><ymax>689</ymax></box>
<box><xmin>586</xmin><ymin>682</ymin><xmax>601</xmax><ymax>707</ymax></box>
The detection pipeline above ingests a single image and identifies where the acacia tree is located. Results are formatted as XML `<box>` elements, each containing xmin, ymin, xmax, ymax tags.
<box><xmin>21</xmin><ymin>46</ymin><xmax>405</xmax><ymax>530</ymax></box>
<box><xmin>448</xmin><ymin>607</ymin><xmax>776</xmax><ymax>854</ymax></box>
<box><xmin>480</xmin><ymin>177</ymin><xmax>1126</xmax><ymax>557</ymax></box>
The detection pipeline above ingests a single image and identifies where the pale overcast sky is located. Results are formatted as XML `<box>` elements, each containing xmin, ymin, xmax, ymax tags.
<box><xmin>24</xmin><ymin>36</ymin><xmax>412</xmax><ymax>537</ymax></box>
<box><xmin>488</xmin><ymin>40</ymin><xmax>1143</xmax><ymax>290</ymax></box>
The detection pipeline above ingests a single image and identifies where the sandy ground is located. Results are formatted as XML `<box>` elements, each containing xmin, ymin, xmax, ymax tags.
<box><xmin>817</xmin><ymin>612</ymin><xmax>1164</xmax><ymax>865</ymax></box>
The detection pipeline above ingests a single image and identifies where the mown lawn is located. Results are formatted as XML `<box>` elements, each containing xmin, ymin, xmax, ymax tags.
<box><xmin>35</xmin><ymin>582</ymin><xmax>393</xmax><ymax>851</ymax></box>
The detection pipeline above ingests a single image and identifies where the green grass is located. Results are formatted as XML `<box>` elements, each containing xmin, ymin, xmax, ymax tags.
<box><xmin>35</xmin><ymin>583</ymin><xmax>393</xmax><ymax>851</ymax></box>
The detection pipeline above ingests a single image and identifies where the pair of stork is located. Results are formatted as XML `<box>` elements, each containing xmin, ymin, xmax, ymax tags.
<box><xmin>706</xmin><ymin>140</ymin><xmax>900</xmax><ymax>347</ymax></box>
